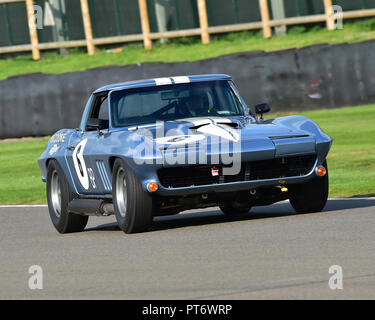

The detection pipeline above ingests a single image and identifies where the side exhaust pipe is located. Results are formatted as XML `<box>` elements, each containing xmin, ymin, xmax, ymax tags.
<box><xmin>100</xmin><ymin>202</ymin><xmax>115</xmax><ymax>216</ymax></box>
<box><xmin>68</xmin><ymin>199</ymin><xmax>114</xmax><ymax>216</ymax></box>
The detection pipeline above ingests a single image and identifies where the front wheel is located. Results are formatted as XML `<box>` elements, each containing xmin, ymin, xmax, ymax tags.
<box><xmin>112</xmin><ymin>159</ymin><xmax>153</xmax><ymax>234</ymax></box>
<box><xmin>289</xmin><ymin>161</ymin><xmax>329</xmax><ymax>214</ymax></box>
<box><xmin>46</xmin><ymin>159</ymin><xmax>88</xmax><ymax>233</ymax></box>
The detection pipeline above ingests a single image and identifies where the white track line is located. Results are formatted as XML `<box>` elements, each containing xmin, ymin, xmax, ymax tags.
<box><xmin>0</xmin><ymin>197</ymin><xmax>374</xmax><ymax>208</ymax></box>
<box><xmin>0</xmin><ymin>205</ymin><xmax>48</xmax><ymax>208</ymax></box>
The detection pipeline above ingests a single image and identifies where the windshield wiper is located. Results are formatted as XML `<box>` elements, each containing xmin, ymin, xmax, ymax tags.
<box><xmin>127</xmin><ymin>122</ymin><xmax>160</xmax><ymax>131</ymax></box>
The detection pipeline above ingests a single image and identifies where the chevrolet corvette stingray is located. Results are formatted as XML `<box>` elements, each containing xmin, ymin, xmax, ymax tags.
<box><xmin>38</xmin><ymin>74</ymin><xmax>332</xmax><ymax>234</ymax></box>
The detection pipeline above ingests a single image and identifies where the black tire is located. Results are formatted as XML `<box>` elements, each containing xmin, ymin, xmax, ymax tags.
<box><xmin>112</xmin><ymin>159</ymin><xmax>153</xmax><ymax>234</ymax></box>
<box><xmin>219</xmin><ymin>202</ymin><xmax>251</xmax><ymax>215</ymax></box>
<box><xmin>289</xmin><ymin>161</ymin><xmax>329</xmax><ymax>214</ymax></box>
<box><xmin>46</xmin><ymin>159</ymin><xmax>88</xmax><ymax>233</ymax></box>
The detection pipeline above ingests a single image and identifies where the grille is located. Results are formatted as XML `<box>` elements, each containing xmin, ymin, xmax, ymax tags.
<box><xmin>158</xmin><ymin>155</ymin><xmax>316</xmax><ymax>188</ymax></box>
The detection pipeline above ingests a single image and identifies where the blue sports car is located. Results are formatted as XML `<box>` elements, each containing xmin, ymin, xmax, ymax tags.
<box><xmin>38</xmin><ymin>74</ymin><xmax>332</xmax><ymax>234</ymax></box>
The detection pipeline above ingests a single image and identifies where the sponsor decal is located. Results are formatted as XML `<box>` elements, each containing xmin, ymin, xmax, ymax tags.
<box><xmin>50</xmin><ymin>132</ymin><xmax>67</xmax><ymax>143</ymax></box>
<box><xmin>211</xmin><ymin>167</ymin><xmax>219</xmax><ymax>176</ymax></box>
<box><xmin>48</xmin><ymin>144</ymin><xmax>59</xmax><ymax>155</ymax></box>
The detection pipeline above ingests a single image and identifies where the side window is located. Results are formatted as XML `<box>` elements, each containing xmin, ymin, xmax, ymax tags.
<box><xmin>98</xmin><ymin>97</ymin><xmax>109</xmax><ymax>121</ymax></box>
<box><xmin>86</xmin><ymin>95</ymin><xmax>109</xmax><ymax>131</ymax></box>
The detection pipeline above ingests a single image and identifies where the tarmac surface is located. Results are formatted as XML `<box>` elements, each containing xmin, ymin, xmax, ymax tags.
<box><xmin>1</xmin><ymin>198</ymin><xmax>374</xmax><ymax>299</ymax></box>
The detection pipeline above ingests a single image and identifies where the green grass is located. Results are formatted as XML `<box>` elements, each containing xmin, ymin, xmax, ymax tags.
<box><xmin>2</xmin><ymin>18</ymin><xmax>375</xmax><ymax>80</ymax></box>
<box><xmin>0</xmin><ymin>105</ymin><xmax>374</xmax><ymax>204</ymax></box>
<box><xmin>0</xmin><ymin>137</ymin><xmax>49</xmax><ymax>204</ymax></box>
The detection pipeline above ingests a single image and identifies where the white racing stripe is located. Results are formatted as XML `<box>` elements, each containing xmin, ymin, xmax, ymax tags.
<box><xmin>172</xmin><ymin>76</ymin><xmax>190</xmax><ymax>84</ymax></box>
<box><xmin>155</xmin><ymin>76</ymin><xmax>190</xmax><ymax>85</ymax></box>
<box><xmin>155</xmin><ymin>78</ymin><xmax>172</xmax><ymax>86</ymax></box>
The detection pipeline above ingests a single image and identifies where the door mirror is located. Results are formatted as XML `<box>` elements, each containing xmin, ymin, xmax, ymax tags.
<box><xmin>255</xmin><ymin>103</ymin><xmax>271</xmax><ymax>115</ymax></box>
<box><xmin>86</xmin><ymin>118</ymin><xmax>109</xmax><ymax>131</ymax></box>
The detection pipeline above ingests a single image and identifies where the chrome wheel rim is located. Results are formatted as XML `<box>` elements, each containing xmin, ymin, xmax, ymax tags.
<box><xmin>51</xmin><ymin>170</ymin><xmax>62</xmax><ymax>218</ymax></box>
<box><xmin>116</xmin><ymin>168</ymin><xmax>127</xmax><ymax>218</ymax></box>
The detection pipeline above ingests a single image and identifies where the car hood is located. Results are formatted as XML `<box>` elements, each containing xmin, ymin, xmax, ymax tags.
<box><xmin>132</xmin><ymin>116</ymin><xmax>309</xmax><ymax>143</ymax></box>
<box><xmin>126</xmin><ymin>116</ymin><xmax>316</xmax><ymax>166</ymax></box>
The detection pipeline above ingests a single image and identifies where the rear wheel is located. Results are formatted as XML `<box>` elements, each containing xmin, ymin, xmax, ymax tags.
<box><xmin>289</xmin><ymin>161</ymin><xmax>329</xmax><ymax>214</ymax></box>
<box><xmin>112</xmin><ymin>159</ymin><xmax>153</xmax><ymax>234</ymax></box>
<box><xmin>46</xmin><ymin>160</ymin><xmax>88</xmax><ymax>233</ymax></box>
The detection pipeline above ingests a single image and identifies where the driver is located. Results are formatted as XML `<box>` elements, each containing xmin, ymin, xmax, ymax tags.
<box><xmin>181</xmin><ymin>93</ymin><xmax>206</xmax><ymax>117</ymax></box>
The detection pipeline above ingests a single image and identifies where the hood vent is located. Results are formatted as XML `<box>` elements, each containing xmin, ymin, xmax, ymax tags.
<box><xmin>270</xmin><ymin>134</ymin><xmax>310</xmax><ymax>140</ymax></box>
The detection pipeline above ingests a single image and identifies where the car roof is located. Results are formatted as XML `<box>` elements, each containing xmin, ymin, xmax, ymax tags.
<box><xmin>93</xmin><ymin>74</ymin><xmax>232</xmax><ymax>94</ymax></box>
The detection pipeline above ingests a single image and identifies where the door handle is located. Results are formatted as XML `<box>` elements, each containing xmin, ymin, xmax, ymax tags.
<box><xmin>66</xmin><ymin>146</ymin><xmax>76</xmax><ymax>151</ymax></box>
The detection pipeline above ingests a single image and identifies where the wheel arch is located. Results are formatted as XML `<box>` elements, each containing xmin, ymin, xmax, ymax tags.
<box><xmin>108</xmin><ymin>156</ymin><xmax>119</xmax><ymax>173</ymax></box>
<box><xmin>45</xmin><ymin>156</ymin><xmax>80</xmax><ymax>196</ymax></box>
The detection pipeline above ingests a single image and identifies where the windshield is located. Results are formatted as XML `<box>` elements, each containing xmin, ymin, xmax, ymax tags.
<box><xmin>110</xmin><ymin>80</ymin><xmax>245</xmax><ymax>127</ymax></box>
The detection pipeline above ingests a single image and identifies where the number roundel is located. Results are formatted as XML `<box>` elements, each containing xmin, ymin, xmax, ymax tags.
<box><xmin>72</xmin><ymin>138</ymin><xmax>90</xmax><ymax>190</ymax></box>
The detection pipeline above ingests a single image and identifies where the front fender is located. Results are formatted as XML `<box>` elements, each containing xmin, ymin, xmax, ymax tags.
<box><xmin>272</xmin><ymin>115</ymin><xmax>333</xmax><ymax>163</ymax></box>
<box><xmin>38</xmin><ymin>129</ymin><xmax>74</xmax><ymax>182</ymax></box>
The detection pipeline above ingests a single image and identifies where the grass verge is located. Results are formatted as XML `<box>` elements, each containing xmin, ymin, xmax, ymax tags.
<box><xmin>0</xmin><ymin>137</ymin><xmax>49</xmax><ymax>204</ymax></box>
<box><xmin>1</xmin><ymin>18</ymin><xmax>375</xmax><ymax>80</ymax></box>
<box><xmin>0</xmin><ymin>105</ymin><xmax>374</xmax><ymax>204</ymax></box>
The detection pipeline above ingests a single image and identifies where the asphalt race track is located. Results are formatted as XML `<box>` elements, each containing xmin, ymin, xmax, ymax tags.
<box><xmin>1</xmin><ymin>198</ymin><xmax>375</xmax><ymax>299</ymax></box>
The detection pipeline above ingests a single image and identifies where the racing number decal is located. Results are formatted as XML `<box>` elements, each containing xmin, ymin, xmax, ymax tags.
<box><xmin>72</xmin><ymin>138</ymin><xmax>90</xmax><ymax>190</ymax></box>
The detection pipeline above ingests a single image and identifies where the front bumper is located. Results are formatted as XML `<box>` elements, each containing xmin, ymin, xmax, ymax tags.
<box><xmin>147</xmin><ymin>157</ymin><xmax>322</xmax><ymax>197</ymax></box>
<box><xmin>134</xmin><ymin>135</ymin><xmax>332</xmax><ymax>197</ymax></box>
